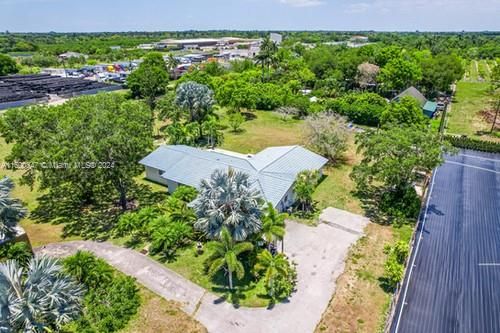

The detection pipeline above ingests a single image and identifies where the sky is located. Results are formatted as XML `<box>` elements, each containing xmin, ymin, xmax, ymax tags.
<box><xmin>0</xmin><ymin>0</ymin><xmax>499</xmax><ymax>32</ymax></box>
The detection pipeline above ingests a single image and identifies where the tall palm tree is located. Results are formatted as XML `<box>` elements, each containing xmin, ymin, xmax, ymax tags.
<box><xmin>255</xmin><ymin>250</ymin><xmax>292</xmax><ymax>299</ymax></box>
<box><xmin>202</xmin><ymin>116</ymin><xmax>224</xmax><ymax>149</ymax></box>
<box><xmin>193</xmin><ymin>168</ymin><xmax>263</xmax><ymax>241</ymax></box>
<box><xmin>261</xmin><ymin>202</ymin><xmax>286</xmax><ymax>252</ymax></box>
<box><xmin>0</xmin><ymin>256</ymin><xmax>84</xmax><ymax>332</ymax></box>
<box><xmin>256</xmin><ymin>36</ymin><xmax>278</xmax><ymax>82</ymax></box>
<box><xmin>205</xmin><ymin>227</ymin><xmax>253</xmax><ymax>290</ymax></box>
<box><xmin>0</xmin><ymin>176</ymin><xmax>27</xmax><ymax>240</ymax></box>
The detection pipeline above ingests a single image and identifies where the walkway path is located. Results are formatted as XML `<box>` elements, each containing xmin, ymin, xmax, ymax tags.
<box><xmin>36</xmin><ymin>210</ymin><xmax>368</xmax><ymax>333</ymax></box>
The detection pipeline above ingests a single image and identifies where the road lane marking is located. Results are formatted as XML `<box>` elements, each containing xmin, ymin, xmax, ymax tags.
<box><xmin>445</xmin><ymin>161</ymin><xmax>500</xmax><ymax>174</ymax></box>
<box><xmin>455</xmin><ymin>153</ymin><xmax>500</xmax><ymax>162</ymax></box>
<box><xmin>393</xmin><ymin>168</ymin><xmax>438</xmax><ymax>333</ymax></box>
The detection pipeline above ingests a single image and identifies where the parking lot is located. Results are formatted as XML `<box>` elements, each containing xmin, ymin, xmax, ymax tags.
<box><xmin>392</xmin><ymin>149</ymin><xmax>500</xmax><ymax>333</ymax></box>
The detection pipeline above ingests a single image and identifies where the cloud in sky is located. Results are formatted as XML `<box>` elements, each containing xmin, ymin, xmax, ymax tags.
<box><xmin>279</xmin><ymin>0</ymin><xmax>325</xmax><ymax>7</ymax></box>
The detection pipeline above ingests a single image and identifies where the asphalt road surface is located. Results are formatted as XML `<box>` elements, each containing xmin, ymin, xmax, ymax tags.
<box><xmin>391</xmin><ymin>149</ymin><xmax>500</xmax><ymax>333</ymax></box>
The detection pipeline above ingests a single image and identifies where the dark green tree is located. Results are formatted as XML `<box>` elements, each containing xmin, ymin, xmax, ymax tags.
<box><xmin>0</xmin><ymin>54</ymin><xmax>18</xmax><ymax>76</ymax></box>
<box><xmin>127</xmin><ymin>52</ymin><xmax>169</xmax><ymax>110</ymax></box>
<box><xmin>0</xmin><ymin>94</ymin><xmax>153</xmax><ymax>211</ymax></box>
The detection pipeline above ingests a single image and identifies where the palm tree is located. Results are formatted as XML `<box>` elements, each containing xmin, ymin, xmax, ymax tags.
<box><xmin>192</xmin><ymin>168</ymin><xmax>263</xmax><ymax>241</ymax></box>
<box><xmin>161</xmin><ymin>197</ymin><xmax>196</xmax><ymax>224</ymax></box>
<box><xmin>205</xmin><ymin>227</ymin><xmax>253</xmax><ymax>290</ymax></box>
<box><xmin>256</xmin><ymin>36</ymin><xmax>278</xmax><ymax>82</ymax></box>
<box><xmin>0</xmin><ymin>176</ymin><xmax>27</xmax><ymax>240</ymax></box>
<box><xmin>261</xmin><ymin>202</ymin><xmax>286</xmax><ymax>252</ymax></box>
<box><xmin>293</xmin><ymin>170</ymin><xmax>319</xmax><ymax>212</ymax></box>
<box><xmin>202</xmin><ymin>116</ymin><xmax>224</xmax><ymax>149</ymax></box>
<box><xmin>165</xmin><ymin>53</ymin><xmax>179</xmax><ymax>72</ymax></box>
<box><xmin>255</xmin><ymin>250</ymin><xmax>292</xmax><ymax>299</ymax></box>
<box><xmin>175</xmin><ymin>81</ymin><xmax>215</xmax><ymax>124</ymax></box>
<box><xmin>0</xmin><ymin>256</ymin><xmax>84</xmax><ymax>332</ymax></box>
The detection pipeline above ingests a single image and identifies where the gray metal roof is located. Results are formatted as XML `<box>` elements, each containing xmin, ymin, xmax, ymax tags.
<box><xmin>139</xmin><ymin>145</ymin><xmax>328</xmax><ymax>207</ymax></box>
<box><xmin>393</xmin><ymin>86</ymin><xmax>427</xmax><ymax>107</ymax></box>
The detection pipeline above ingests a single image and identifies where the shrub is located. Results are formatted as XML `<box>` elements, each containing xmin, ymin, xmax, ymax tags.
<box><xmin>114</xmin><ymin>206</ymin><xmax>160</xmax><ymax>237</ymax></box>
<box><xmin>149</xmin><ymin>220</ymin><xmax>193</xmax><ymax>258</ymax></box>
<box><xmin>64</xmin><ymin>252</ymin><xmax>140</xmax><ymax>333</ymax></box>
<box><xmin>379</xmin><ymin>186</ymin><xmax>421</xmax><ymax>220</ymax></box>
<box><xmin>64</xmin><ymin>251</ymin><xmax>113</xmax><ymax>289</ymax></box>
<box><xmin>75</xmin><ymin>276</ymin><xmax>140</xmax><ymax>333</ymax></box>
<box><xmin>0</xmin><ymin>241</ymin><xmax>32</xmax><ymax>267</ymax></box>
<box><xmin>444</xmin><ymin>135</ymin><xmax>500</xmax><ymax>153</ymax></box>
<box><xmin>382</xmin><ymin>241</ymin><xmax>410</xmax><ymax>289</ymax></box>
<box><xmin>170</xmin><ymin>185</ymin><xmax>198</xmax><ymax>203</ymax></box>
<box><xmin>228</xmin><ymin>112</ymin><xmax>245</xmax><ymax>132</ymax></box>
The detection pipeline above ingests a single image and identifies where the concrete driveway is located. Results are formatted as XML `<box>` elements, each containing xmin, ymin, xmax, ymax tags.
<box><xmin>36</xmin><ymin>208</ymin><xmax>368</xmax><ymax>333</ymax></box>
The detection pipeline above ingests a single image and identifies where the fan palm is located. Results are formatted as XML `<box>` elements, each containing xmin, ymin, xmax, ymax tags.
<box><xmin>0</xmin><ymin>256</ymin><xmax>84</xmax><ymax>332</ymax></box>
<box><xmin>0</xmin><ymin>176</ymin><xmax>27</xmax><ymax>240</ymax></box>
<box><xmin>205</xmin><ymin>227</ymin><xmax>253</xmax><ymax>290</ymax></box>
<box><xmin>192</xmin><ymin>168</ymin><xmax>263</xmax><ymax>241</ymax></box>
<box><xmin>261</xmin><ymin>202</ymin><xmax>286</xmax><ymax>251</ymax></box>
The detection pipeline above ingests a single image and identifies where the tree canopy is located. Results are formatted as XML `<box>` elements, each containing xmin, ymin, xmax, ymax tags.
<box><xmin>0</xmin><ymin>94</ymin><xmax>153</xmax><ymax>211</ymax></box>
<box><xmin>0</xmin><ymin>54</ymin><xmax>18</xmax><ymax>76</ymax></box>
<box><xmin>193</xmin><ymin>168</ymin><xmax>263</xmax><ymax>241</ymax></box>
<box><xmin>127</xmin><ymin>52</ymin><xmax>169</xmax><ymax>109</ymax></box>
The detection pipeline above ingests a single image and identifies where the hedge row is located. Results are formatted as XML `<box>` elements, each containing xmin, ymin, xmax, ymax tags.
<box><xmin>444</xmin><ymin>135</ymin><xmax>500</xmax><ymax>153</ymax></box>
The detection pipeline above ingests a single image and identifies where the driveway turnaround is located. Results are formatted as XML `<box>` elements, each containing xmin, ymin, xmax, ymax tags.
<box><xmin>391</xmin><ymin>150</ymin><xmax>500</xmax><ymax>333</ymax></box>
<box><xmin>36</xmin><ymin>240</ymin><xmax>206</xmax><ymax>315</ymax></box>
<box><xmin>37</xmin><ymin>210</ymin><xmax>368</xmax><ymax>333</ymax></box>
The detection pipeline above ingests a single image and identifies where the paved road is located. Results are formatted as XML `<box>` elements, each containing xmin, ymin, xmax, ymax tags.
<box><xmin>37</xmin><ymin>210</ymin><xmax>368</xmax><ymax>333</ymax></box>
<box><xmin>391</xmin><ymin>150</ymin><xmax>500</xmax><ymax>333</ymax></box>
<box><xmin>36</xmin><ymin>240</ymin><xmax>206</xmax><ymax>315</ymax></box>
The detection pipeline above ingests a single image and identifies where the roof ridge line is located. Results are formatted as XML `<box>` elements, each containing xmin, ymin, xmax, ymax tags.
<box><xmin>167</xmin><ymin>145</ymin><xmax>257</xmax><ymax>172</ymax></box>
<box><xmin>259</xmin><ymin>145</ymin><xmax>300</xmax><ymax>172</ymax></box>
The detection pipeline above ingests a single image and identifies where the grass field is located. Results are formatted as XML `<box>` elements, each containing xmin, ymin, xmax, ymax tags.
<box><xmin>315</xmin><ymin>223</ymin><xmax>413</xmax><ymax>333</ymax></box>
<box><xmin>220</xmin><ymin>110</ymin><xmax>303</xmax><ymax>153</ymax></box>
<box><xmin>0</xmin><ymin>138</ymin><xmax>80</xmax><ymax>247</ymax></box>
<box><xmin>447</xmin><ymin>81</ymin><xmax>499</xmax><ymax>141</ymax></box>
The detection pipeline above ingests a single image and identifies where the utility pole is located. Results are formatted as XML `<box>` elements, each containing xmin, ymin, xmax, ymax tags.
<box><xmin>490</xmin><ymin>97</ymin><xmax>500</xmax><ymax>133</ymax></box>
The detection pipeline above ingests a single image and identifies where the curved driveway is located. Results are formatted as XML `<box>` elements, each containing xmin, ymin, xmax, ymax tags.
<box><xmin>36</xmin><ymin>212</ymin><xmax>368</xmax><ymax>333</ymax></box>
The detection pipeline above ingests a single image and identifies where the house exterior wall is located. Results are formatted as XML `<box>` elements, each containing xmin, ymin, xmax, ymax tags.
<box><xmin>166</xmin><ymin>179</ymin><xmax>179</xmax><ymax>193</ymax></box>
<box><xmin>145</xmin><ymin>166</ymin><xmax>181</xmax><ymax>193</ymax></box>
<box><xmin>145</xmin><ymin>166</ymin><xmax>169</xmax><ymax>186</ymax></box>
<box><xmin>277</xmin><ymin>187</ymin><xmax>296</xmax><ymax>212</ymax></box>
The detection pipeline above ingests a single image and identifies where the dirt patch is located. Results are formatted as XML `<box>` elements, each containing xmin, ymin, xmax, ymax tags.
<box><xmin>479</xmin><ymin>109</ymin><xmax>500</xmax><ymax>130</ymax></box>
<box><xmin>121</xmin><ymin>287</ymin><xmax>207</xmax><ymax>333</ymax></box>
<box><xmin>315</xmin><ymin>223</ymin><xmax>394</xmax><ymax>333</ymax></box>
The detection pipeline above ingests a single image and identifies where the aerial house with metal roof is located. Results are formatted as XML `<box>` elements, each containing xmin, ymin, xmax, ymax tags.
<box><xmin>139</xmin><ymin>145</ymin><xmax>328</xmax><ymax>211</ymax></box>
<box><xmin>392</xmin><ymin>86</ymin><xmax>438</xmax><ymax>118</ymax></box>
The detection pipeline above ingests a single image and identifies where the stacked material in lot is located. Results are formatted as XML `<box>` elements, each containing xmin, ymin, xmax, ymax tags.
<box><xmin>0</xmin><ymin>74</ymin><xmax>122</xmax><ymax>110</ymax></box>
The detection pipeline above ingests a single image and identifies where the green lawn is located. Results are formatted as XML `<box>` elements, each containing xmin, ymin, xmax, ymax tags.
<box><xmin>163</xmin><ymin>243</ymin><xmax>269</xmax><ymax>308</ymax></box>
<box><xmin>0</xmin><ymin>138</ymin><xmax>81</xmax><ymax>247</ymax></box>
<box><xmin>220</xmin><ymin>110</ymin><xmax>303</xmax><ymax>153</ymax></box>
<box><xmin>447</xmin><ymin>81</ymin><xmax>498</xmax><ymax>141</ymax></box>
